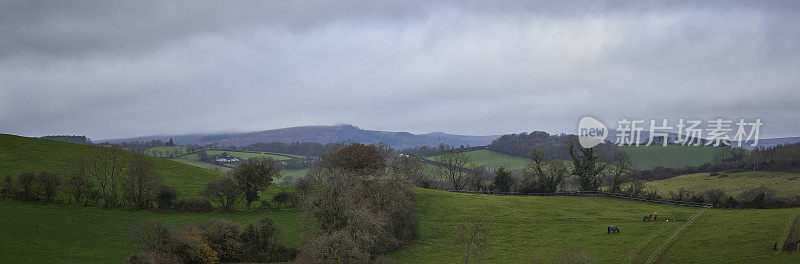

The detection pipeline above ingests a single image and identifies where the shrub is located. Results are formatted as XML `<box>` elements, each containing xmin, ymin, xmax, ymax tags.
<box><xmin>201</xmin><ymin>177</ymin><xmax>240</xmax><ymax>211</ymax></box>
<box><xmin>174</xmin><ymin>198</ymin><xmax>213</xmax><ymax>213</ymax></box>
<box><xmin>492</xmin><ymin>167</ymin><xmax>514</xmax><ymax>193</ymax></box>
<box><xmin>37</xmin><ymin>171</ymin><xmax>62</xmax><ymax>202</ymax></box>
<box><xmin>199</xmin><ymin>219</ymin><xmax>242</xmax><ymax>262</ymax></box>
<box><xmin>240</xmin><ymin>216</ymin><xmax>294</xmax><ymax>262</ymax></box>
<box><xmin>272</xmin><ymin>191</ymin><xmax>292</xmax><ymax>208</ymax></box>
<box><xmin>170</xmin><ymin>225</ymin><xmax>219</xmax><ymax>264</ymax></box>
<box><xmin>128</xmin><ymin>219</ymin><xmax>218</xmax><ymax>264</ymax></box>
<box><xmin>18</xmin><ymin>172</ymin><xmax>37</xmax><ymax>201</ymax></box>
<box><xmin>155</xmin><ymin>186</ymin><xmax>178</xmax><ymax>210</ymax></box>
<box><xmin>1</xmin><ymin>175</ymin><xmax>18</xmax><ymax>200</ymax></box>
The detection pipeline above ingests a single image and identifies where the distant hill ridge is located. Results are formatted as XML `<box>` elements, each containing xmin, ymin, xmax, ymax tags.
<box><xmin>103</xmin><ymin>125</ymin><xmax>499</xmax><ymax>149</ymax></box>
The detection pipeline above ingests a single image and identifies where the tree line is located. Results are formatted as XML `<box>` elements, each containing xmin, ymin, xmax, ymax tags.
<box><xmin>636</xmin><ymin>143</ymin><xmax>800</xmax><ymax>181</ymax></box>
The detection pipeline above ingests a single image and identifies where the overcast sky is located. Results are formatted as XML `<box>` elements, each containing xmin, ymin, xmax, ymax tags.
<box><xmin>1</xmin><ymin>0</ymin><xmax>799</xmax><ymax>140</ymax></box>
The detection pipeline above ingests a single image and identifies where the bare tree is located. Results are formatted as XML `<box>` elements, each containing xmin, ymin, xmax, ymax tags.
<box><xmin>456</xmin><ymin>219</ymin><xmax>490</xmax><ymax>264</ymax></box>
<box><xmin>87</xmin><ymin>148</ymin><xmax>127</xmax><ymax>207</ymax></box>
<box><xmin>434</xmin><ymin>150</ymin><xmax>472</xmax><ymax>190</ymax></box>
<box><xmin>121</xmin><ymin>155</ymin><xmax>163</xmax><ymax>209</ymax></box>
<box><xmin>607</xmin><ymin>151</ymin><xmax>633</xmax><ymax>193</ymax></box>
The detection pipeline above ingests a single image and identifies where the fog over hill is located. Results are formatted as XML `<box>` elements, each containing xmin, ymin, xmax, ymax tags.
<box><xmin>103</xmin><ymin>125</ymin><xmax>499</xmax><ymax>149</ymax></box>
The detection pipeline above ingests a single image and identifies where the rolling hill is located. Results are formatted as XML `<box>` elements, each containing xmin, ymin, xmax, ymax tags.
<box><xmin>3</xmin><ymin>187</ymin><xmax>796</xmax><ymax>263</ymax></box>
<box><xmin>621</xmin><ymin>145</ymin><xmax>720</xmax><ymax>169</ymax></box>
<box><xmin>0</xmin><ymin>134</ymin><xmax>224</xmax><ymax>196</ymax></box>
<box><xmin>645</xmin><ymin>171</ymin><xmax>800</xmax><ymax>198</ymax></box>
<box><xmin>102</xmin><ymin>124</ymin><xmax>499</xmax><ymax>149</ymax></box>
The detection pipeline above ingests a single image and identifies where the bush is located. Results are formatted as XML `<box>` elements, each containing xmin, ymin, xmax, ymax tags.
<box><xmin>18</xmin><ymin>172</ymin><xmax>37</xmax><ymax>201</ymax></box>
<box><xmin>37</xmin><ymin>171</ymin><xmax>62</xmax><ymax>202</ymax></box>
<box><xmin>155</xmin><ymin>186</ymin><xmax>178</xmax><ymax>210</ymax></box>
<box><xmin>128</xmin><ymin>219</ymin><xmax>218</xmax><ymax>264</ymax></box>
<box><xmin>199</xmin><ymin>219</ymin><xmax>242</xmax><ymax>262</ymax></box>
<box><xmin>272</xmin><ymin>191</ymin><xmax>293</xmax><ymax>208</ymax></box>
<box><xmin>201</xmin><ymin>177</ymin><xmax>240</xmax><ymax>211</ymax></box>
<box><xmin>174</xmin><ymin>198</ymin><xmax>213</xmax><ymax>213</ymax></box>
<box><xmin>240</xmin><ymin>216</ymin><xmax>295</xmax><ymax>262</ymax></box>
<box><xmin>492</xmin><ymin>167</ymin><xmax>514</xmax><ymax>193</ymax></box>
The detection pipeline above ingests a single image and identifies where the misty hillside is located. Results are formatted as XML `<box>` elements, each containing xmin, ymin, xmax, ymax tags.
<box><xmin>103</xmin><ymin>125</ymin><xmax>499</xmax><ymax>149</ymax></box>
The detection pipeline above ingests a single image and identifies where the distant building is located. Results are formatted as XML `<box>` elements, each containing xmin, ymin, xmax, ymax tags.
<box><xmin>215</xmin><ymin>157</ymin><xmax>240</xmax><ymax>163</ymax></box>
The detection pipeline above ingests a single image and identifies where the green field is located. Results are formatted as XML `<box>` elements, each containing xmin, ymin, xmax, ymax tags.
<box><xmin>0</xmin><ymin>134</ymin><xmax>223</xmax><ymax>197</ymax></box>
<box><xmin>429</xmin><ymin>149</ymin><xmax>530</xmax><ymax>171</ymax></box>
<box><xmin>621</xmin><ymin>145</ymin><xmax>720</xmax><ymax>170</ymax></box>
<box><xmin>173</xmin><ymin>152</ymin><xmax>235</xmax><ymax>174</ymax></box>
<box><xmin>3</xmin><ymin>134</ymin><xmax>799</xmax><ymax>263</ymax></box>
<box><xmin>390</xmin><ymin>189</ymin><xmax>800</xmax><ymax>263</ymax></box>
<box><xmin>205</xmin><ymin>150</ymin><xmax>293</xmax><ymax>161</ymax></box>
<box><xmin>0</xmin><ymin>199</ymin><xmax>300</xmax><ymax>264</ymax></box>
<box><xmin>646</xmin><ymin>171</ymin><xmax>800</xmax><ymax>198</ymax></box>
<box><xmin>145</xmin><ymin>146</ymin><xmax>188</xmax><ymax>157</ymax></box>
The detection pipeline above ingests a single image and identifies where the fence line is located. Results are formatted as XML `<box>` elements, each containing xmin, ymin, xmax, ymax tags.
<box><xmin>429</xmin><ymin>189</ymin><xmax>800</xmax><ymax>209</ymax></box>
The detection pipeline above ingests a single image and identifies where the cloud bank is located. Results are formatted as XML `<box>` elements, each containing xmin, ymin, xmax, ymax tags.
<box><xmin>1</xmin><ymin>0</ymin><xmax>799</xmax><ymax>139</ymax></box>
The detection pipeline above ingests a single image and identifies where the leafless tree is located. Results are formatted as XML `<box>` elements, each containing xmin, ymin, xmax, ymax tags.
<box><xmin>606</xmin><ymin>151</ymin><xmax>633</xmax><ymax>193</ymax></box>
<box><xmin>434</xmin><ymin>150</ymin><xmax>472</xmax><ymax>190</ymax></box>
<box><xmin>456</xmin><ymin>219</ymin><xmax>490</xmax><ymax>264</ymax></box>
<box><xmin>121</xmin><ymin>155</ymin><xmax>163</xmax><ymax>209</ymax></box>
<box><xmin>87</xmin><ymin>148</ymin><xmax>127</xmax><ymax>207</ymax></box>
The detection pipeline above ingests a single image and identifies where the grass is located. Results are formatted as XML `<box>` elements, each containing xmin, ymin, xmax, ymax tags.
<box><xmin>429</xmin><ymin>149</ymin><xmax>530</xmax><ymax>171</ymax></box>
<box><xmin>656</xmin><ymin>208</ymin><xmax>800</xmax><ymax>263</ymax></box>
<box><xmin>0</xmin><ymin>199</ymin><xmax>300</xmax><ymax>264</ymax></box>
<box><xmin>0</xmin><ymin>134</ymin><xmax>224</xmax><ymax>197</ymax></box>
<box><xmin>173</xmin><ymin>152</ymin><xmax>235</xmax><ymax>174</ymax></box>
<box><xmin>278</xmin><ymin>168</ymin><xmax>308</xmax><ymax>184</ymax></box>
<box><xmin>390</xmin><ymin>189</ymin><xmax>800</xmax><ymax>263</ymax></box>
<box><xmin>645</xmin><ymin>171</ymin><xmax>800</xmax><ymax>198</ymax></box>
<box><xmin>3</xmin><ymin>134</ymin><xmax>799</xmax><ymax>263</ymax></box>
<box><xmin>205</xmin><ymin>150</ymin><xmax>293</xmax><ymax>161</ymax></box>
<box><xmin>621</xmin><ymin>145</ymin><xmax>721</xmax><ymax>170</ymax></box>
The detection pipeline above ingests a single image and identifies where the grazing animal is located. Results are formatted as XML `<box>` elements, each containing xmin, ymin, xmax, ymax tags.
<box><xmin>643</xmin><ymin>215</ymin><xmax>652</xmax><ymax>222</ymax></box>
<box><xmin>774</xmin><ymin>241</ymin><xmax>778</xmax><ymax>251</ymax></box>
<box><xmin>608</xmin><ymin>226</ymin><xmax>620</xmax><ymax>234</ymax></box>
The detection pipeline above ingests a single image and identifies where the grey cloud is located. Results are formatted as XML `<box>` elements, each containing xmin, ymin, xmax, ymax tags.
<box><xmin>1</xmin><ymin>1</ymin><xmax>799</xmax><ymax>139</ymax></box>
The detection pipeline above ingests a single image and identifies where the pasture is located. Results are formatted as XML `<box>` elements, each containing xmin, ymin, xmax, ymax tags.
<box><xmin>0</xmin><ymin>134</ymin><xmax>224</xmax><ymax>197</ymax></box>
<box><xmin>645</xmin><ymin>171</ymin><xmax>800</xmax><ymax>198</ymax></box>
<box><xmin>390</xmin><ymin>189</ymin><xmax>800</xmax><ymax>263</ymax></box>
<box><xmin>621</xmin><ymin>145</ymin><xmax>720</xmax><ymax>170</ymax></box>
<box><xmin>205</xmin><ymin>150</ymin><xmax>294</xmax><ymax>161</ymax></box>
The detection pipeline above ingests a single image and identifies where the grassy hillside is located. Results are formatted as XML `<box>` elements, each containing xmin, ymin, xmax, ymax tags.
<box><xmin>0</xmin><ymin>200</ymin><xmax>300</xmax><ymax>264</ymax></box>
<box><xmin>205</xmin><ymin>150</ymin><xmax>294</xmax><ymax>161</ymax></box>
<box><xmin>0</xmin><ymin>134</ymin><xmax>224</xmax><ymax>196</ymax></box>
<box><xmin>390</xmin><ymin>189</ymin><xmax>800</xmax><ymax>263</ymax></box>
<box><xmin>646</xmin><ymin>171</ymin><xmax>800</xmax><ymax>198</ymax></box>
<box><xmin>621</xmin><ymin>145</ymin><xmax>720</xmax><ymax>169</ymax></box>
<box><xmin>429</xmin><ymin>149</ymin><xmax>530</xmax><ymax>171</ymax></box>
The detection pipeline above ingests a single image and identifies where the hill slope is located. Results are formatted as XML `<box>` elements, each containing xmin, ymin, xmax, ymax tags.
<box><xmin>621</xmin><ymin>145</ymin><xmax>720</xmax><ymax>169</ymax></box>
<box><xmin>0</xmin><ymin>134</ymin><xmax>224</xmax><ymax>196</ymax></box>
<box><xmin>645</xmin><ymin>171</ymin><xmax>800</xmax><ymax>198</ymax></box>
<box><xmin>103</xmin><ymin>125</ymin><xmax>498</xmax><ymax>149</ymax></box>
<box><xmin>390</xmin><ymin>189</ymin><xmax>799</xmax><ymax>263</ymax></box>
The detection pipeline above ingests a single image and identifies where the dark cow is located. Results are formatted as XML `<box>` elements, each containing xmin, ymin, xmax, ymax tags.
<box><xmin>608</xmin><ymin>226</ymin><xmax>620</xmax><ymax>234</ymax></box>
